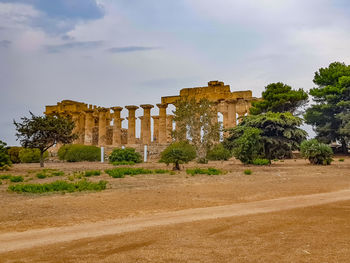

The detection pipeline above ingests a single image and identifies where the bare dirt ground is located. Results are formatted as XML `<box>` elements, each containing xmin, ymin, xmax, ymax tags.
<box><xmin>0</xmin><ymin>157</ymin><xmax>349</xmax><ymax>262</ymax></box>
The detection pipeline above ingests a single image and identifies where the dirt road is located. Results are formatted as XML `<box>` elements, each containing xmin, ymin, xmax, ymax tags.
<box><xmin>1</xmin><ymin>188</ymin><xmax>350</xmax><ymax>254</ymax></box>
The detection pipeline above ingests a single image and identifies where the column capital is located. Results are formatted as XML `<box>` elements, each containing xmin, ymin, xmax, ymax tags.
<box><xmin>125</xmin><ymin>105</ymin><xmax>139</xmax><ymax>110</ymax></box>
<box><xmin>98</xmin><ymin>107</ymin><xmax>109</xmax><ymax>113</ymax></box>
<box><xmin>152</xmin><ymin>115</ymin><xmax>159</xmax><ymax>120</ymax></box>
<box><xmin>140</xmin><ymin>104</ymin><xmax>154</xmax><ymax>109</ymax></box>
<box><xmin>225</xmin><ymin>99</ymin><xmax>237</xmax><ymax>104</ymax></box>
<box><xmin>111</xmin><ymin>106</ymin><xmax>123</xmax><ymax>112</ymax></box>
<box><xmin>156</xmin><ymin>103</ymin><xmax>168</xmax><ymax>108</ymax></box>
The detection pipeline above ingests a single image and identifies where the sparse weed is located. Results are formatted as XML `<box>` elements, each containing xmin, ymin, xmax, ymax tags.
<box><xmin>244</xmin><ymin>169</ymin><xmax>252</xmax><ymax>175</ymax></box>
<box><xmin>338</xmin><ymin>158</ymin><xmax>345</xmax><ymax>162</ymax></box>
<box><xmin>84</xmin><ymin>170</ymin><xmax>101</xmax><ymax>177</ymax></box>
<box><xmin>105</xmin><ymin>167</ymin><xmax>153</xmax><ymax>178</ymax></box>
<box><xmin>186</xmin><ymin>168</ymin><xmax>222</xmax><ymax>176</ymax></box>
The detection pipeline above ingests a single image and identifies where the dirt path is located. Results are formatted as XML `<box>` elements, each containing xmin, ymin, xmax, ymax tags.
<box><xmin>1</xmin><ymin>189</ymin><xmax>350</xmax><ymax>254</ymax></box>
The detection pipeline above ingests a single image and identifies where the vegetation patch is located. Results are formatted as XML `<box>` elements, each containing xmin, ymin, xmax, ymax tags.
<box><xmin>0</xmin><ymin>174</ymin><xmax>24</xmax><ymax>183</ymax></box>
<box><xmin>105</xmin><ymin>167</ymin><xmax>153</xmax><ymax>178</ymax></box>
<box><xmin>252</xmin><ymin>159</ymin><xmax>270</xmax><ymax>165</ymax></box>
<box><xmin>338</xmin><ymin>158</ymin><xmax>345</xmax><ymax>162</ymax></box>
<box><xmin>186</xmin><ymin>168</ymin><xmax>222</xmax><ymax>176</ymax></box>
<box><xmin>8</xmin><ymin>179</ymin><xmax>107</xmax><ymax>193</ymax></box>
<box><xmin>19</xmin><ymin>148</ymin><xmax>49</xmax><ymax>163</ymax></box>
<box><xmin>300</xmin><ymin>139</ymin><xmax>333</xmax><ymax>165</ymax></box>
<box><xmin>111</xmin><ymin>161</ymin><xmax>136</xmax><ymax>166</ymax></box>
<box><xmin>244</xmin><ymin>169</ymin><xmax>252</xmax><ymax>175</ymax></box>
<box><xmin>36</xmin><ymin>169</ymin><xmax>65</xmax><ymax>179</ymax></box>
<box><xmin>84</xmin><ymin>170</ymin><xmax>101</xmax><ymax>177</ymax></box>
<box><xmin>207</xmin><ymin>144</ymin><xmax>232</xmax><ymax>161</ymax></box>
<box><xmin>154</xmin><ymin>169</ymin><xmax>170</xmax><ymax>174</ymax></box>
<box><xmin>159</xmin><ymin>141</ymin><xmax>196</xmax><ymax>170</ymax></box>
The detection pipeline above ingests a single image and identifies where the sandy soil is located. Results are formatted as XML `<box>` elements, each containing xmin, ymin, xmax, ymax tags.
<box><xmin>0</xmin><ymin>157</ymin><xmax>349</xmax><ymax>262</ymax></box>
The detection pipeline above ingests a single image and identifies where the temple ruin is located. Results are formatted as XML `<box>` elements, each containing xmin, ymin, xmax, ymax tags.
<box><xmin>45</xmin><ymin>81</ymin><xmax>258</xmax><ymax>152</ymax></box>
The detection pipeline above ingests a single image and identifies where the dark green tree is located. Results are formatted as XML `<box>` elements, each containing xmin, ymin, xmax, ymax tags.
<box><xmin>224</xmin><ymin>112</ymin><xmax>307</xmax><ymax>162</ymax></box>
<box><xmin>0</xmin><ymin>140</ymin><xmax>12</xmax><ymax>170</ymax></box>
<box><xmin>304</xmin><ymin>62</ymin><xmax>350</xmax><ymax>153</ymax></box>
<box><xmin>159</xmin><ymin>141</ymin><xmax>196</xmax><ymax>170</ymax></box>
<box><xmin>173</xmin><ymin>98</ymin><xmax>220</xmax><ymax>162</ymax></box>
<box><xmin>14</xmin><ymin>112</ymin><xmax>78</xmax><ymax>167</ymax></box>
<box><xmin>250</xmin><ymin>82</ymin><xmax>308</xmax><ymax>115</ymax></box>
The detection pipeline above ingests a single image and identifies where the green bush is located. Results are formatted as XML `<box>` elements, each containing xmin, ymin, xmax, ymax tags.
<box><xmin>159</xmin><ymin>141</ymin><xmax>196</xmax><ymax>170</ymax></box>
<box><xmin>58</xmin><ymin>144</ymin><xmax>100</xmax><ymax>162</ymax></box>
<box><xmin>19</xmin><ymin>148</ymin><xmax>49</xmax><ymax>163</ymax></box>
<box><xmin>338</xmin><ymin>158</ymin><xmax>345</xmax><ymax>162</ymax></box>
<box><xmin>84</xmin><ymin>170</ymin><xmax>101</xmax><ymax>177</ymax></box>
<box><xmin>36</xmin><ymin>173</ymin><xmax>46</xmax><ymax>179</ymax></box>
<box><xmin>0</xmin><ymin>174</ymin><xmax>12</xmax><ymax>180</ymax></box>
<box><xmin>8</xmin><ymin>179</ymin><xmax>107</xmax><ymax>193</ymax></box>
<box><xmin>244</xmin><ymin>169</ymin><xmax>252</xmax><ymax>175</ymax></box>
<box><xmin>300</xmin><ymin>139</ymin><xmax>333</xmax><ymax>165</ymax></box>
<box><xmin>207</xmin><ymin>144</ymin><xmax>232</xmax><ymax>161</ymax></box>
<box><xmin>109</xmin><ymin>148</ymin><xmax>142</xmax><ymax>164</ymax></box>
<box><xmin>105</xmin><ymin>167</ymin><xmax>153</xmax><ymax>178</ymax></box>
<box><xmin>7</xmin><ymin>147</ymin><xmax>22</xmax><ymax>164</ymax></box>
<box><xmin>252</xmin><ymin>159</ymin><xmax>270</xmax><ymax>165</ymax></box>
<box><xmin>0</xmin><ymin>140</ymin><xmax>12</xmax><ymax>169</ymax></box>
<box><xmin>186</xmin><ymin>168</ymin><xmax>222</xmax><ymax>176</ymax></box>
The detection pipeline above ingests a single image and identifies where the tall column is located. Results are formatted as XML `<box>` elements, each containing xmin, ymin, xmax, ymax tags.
<box><xmin>157</xmin><ymin>104</ymin><xmax>168</xmax><ymax>144</ymax></box>
<box><xmin>78</xmin><ymin>113</ymin><xmax>86</xmax><ymax>144</ymax></box>
<box><xmin>226</xmin><ymin>99</ymin><xmax>237</xmax><ymax>128</ymax></box>
<box><xmin>98</xmin><ymin>108</ymin><xmax>108</xmax><ymax>146</ymax></box>
<box><xmin>71</xmin><ymin>112</ymin><xmax>80</xmax><ymax>143</ymax></box>
<box><xmin>84</xmin><ymin>110</ymin><xmax>94</xmax><ymax>145</ymax></box>
<box><xmin>111</xmin><ymin>107</ymin><xmax>123</xmax><ymax>146</ymax></box>
<box><xmin>152</xmin><ymin>116</ymin><xmax>159</xmax><ymax>142</ymax></box>
<box><xmin>125</xmin><ymin>105</ymin><xmax>139</xmax><ymax>145</ymax></box>
<box><xmin>166</xmin><ymin>115</ymin><xmax>174</xmax><ymax>143</ymax></box>
<box><xmin>140</xmin><ymin>104</ymin><xmax>154</xmax><ymax>145</ymax></box>
<box><xmin>236</xmin><ymin>99</ymin><xmax>247</xmax><ymax>123</ymax></box>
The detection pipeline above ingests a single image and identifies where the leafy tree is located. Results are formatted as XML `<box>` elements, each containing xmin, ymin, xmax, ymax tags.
<box><xmin>300</xmin><ymin>139</ymin><xmax>333</xmax><ymax>165</ymax></box>
<box><xmin>0</xmin><ymin>140</ymin><xmax>11</xmax><ymax>170</ymax></box>
<box><xmin>305</xmin><ymin>62</ymin><xmax>350</xmax><ymax>153</ymax></box>
<box><xmin>14</xmin><ymin>112</ymin><xmax>77</xmax><ymax>167</ymax></box>
<box><xmin>173</xmin><ymin>98</ymin><xmax>220</xmax><ymax>162</ymax></box>
<box><xmin>159</xmin><ymin>141</ymin><xmax>196</xmax><ymax>170</ymax></box>
<box><xmin>250</xmin><ymin>82</ymin><xmax>308</xmax><ymax>115</ymax></box>
<box><xmin>224</xmin><ymin>112</ymin><xmax>307</xmax><ymax>162</ymax></box>
<box><xmin>223</xmin><ymin>127</ymin><xmax>263</xmax><ymax>164</ymax></box>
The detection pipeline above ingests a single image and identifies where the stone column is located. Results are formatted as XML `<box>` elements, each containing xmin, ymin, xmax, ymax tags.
<box><xmin>98</xmin><ymin>108</ymin><xmax>108</xmax><ymax>146</ymax></box>
<box><xmin>157</xmin><ymin>104</ymin><xmax>168</xmax><ymax>144</ymax></box>
<box><xmin>111</xmin><ymin>107</ymin><xmax>123</xmax><ymax>146</ymax></box>
<box><xmin>140</xmin><ymin>104</ymin><xmax>154</xmax><ymax>145</ymax></box>
<box><xmin>78</xmin><ymin>113</ymin><xmax>86</xmax><ymax>144</ymax></box>
<box><xmin>84</xmin><ymin>110</ymin><xmax>94</xmax><ymax>145</ymax></box>
<box><xmin>71</xmin><ymin>112</ymin><xmax>80</xmax><ymax>143</ymax></box>
<box><xmin>236</xmin><ymin>99</ymin><xmax>247</xmax><ymax>123</ymax></box>
<box><xmin>166</xmin><ymin>115</ymin><xmax>174</xmax><ymax>143</ymax></box>
<box><xmin>226</xmin><ymin>99</ymin><xmax>237</xmax><ymax>128</ymax></box>
<box><xmin>125</xmin><ymin>105</ymin><xmax>139</xmax><ymax>145</ymax></box>
<box><xmin>152</xmin><ymin>116</ymin><xmax>159</xmax><ymax>142</ymax></box>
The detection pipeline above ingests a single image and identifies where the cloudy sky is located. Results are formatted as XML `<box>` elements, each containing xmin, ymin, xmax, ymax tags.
<box><xmin>1</xmin><ymin>0</ymin><xmax>350</xmax><ymax>145</ymax></box>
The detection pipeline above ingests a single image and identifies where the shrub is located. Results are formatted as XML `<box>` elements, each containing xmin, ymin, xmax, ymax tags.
<box><xmin>186</xmin><ymin>168</ymin><xmax>222</xmax><ymax>176</ymax></box>
<box><xmin>300</xmin><ymin>139</ymin><xmax>333</xmax><ymax>165</ymax></box>
<box><xmin>7</xmin><ymin>147</ymin><xmax>22</xmax><ymax>164</ymax></box>
<box><xmin>338</xmin><ymin>158</ymin><xmax>345</xmax><ymax>162</ymax></box>
<box><xmin>8</xmin><ymin>179</ymin><xmax>107</xmax><ymax>193</ymax></box>
<box><xmin>109</xmin><ymin>148</ymin><xmax>142</xmax><ymax>164</ymax></box>
<box><xmin>207</xmin><ymin>144</ymin><xmax>232</xmax><ymax>161</ymax></box>
<box><xmin>105</xmin><ymin>167</ymin><xmax>153</xmax><ymax>178</ymax></box>
<box><xmin>0</xmin><ymin>140</ymin><xmax>12</xmax><ymax>169</ymax></box>
<box><xmin>244</xmin><ymin>169</ymin><xmax>252</xmax><ymax>175</ymax></box>
<box><xmin>84</xmin><ymin>170</ymin><xmax>101</xmax><ymax>177</ymax></box>
<box><xmin>159</xmin><ymin>141</ymin><xmax>196</xmax><ymax>170</ymax></box>
<box><xmin>0</xmin><ymin>174</ymin><xmax>12</xmax><ymax>180</ymax></box>
<box><xmin>19</xmin><ymin>148</ymin><xmax>48</xmax><ymax>163</ymax></box>
<box><xmin>58</xmin><ymin>144</ymin><xmax>100</xmax><ymax>162</ymax></box>
<box><xmin>252</xmin><ymin>159</ymin><xmax>270</xmax><ymax>165</ymax></box>
<box><xmin>36</xmin><ymin>173</ymin><xmax>46</xmax><ymax>179</ymax></box>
